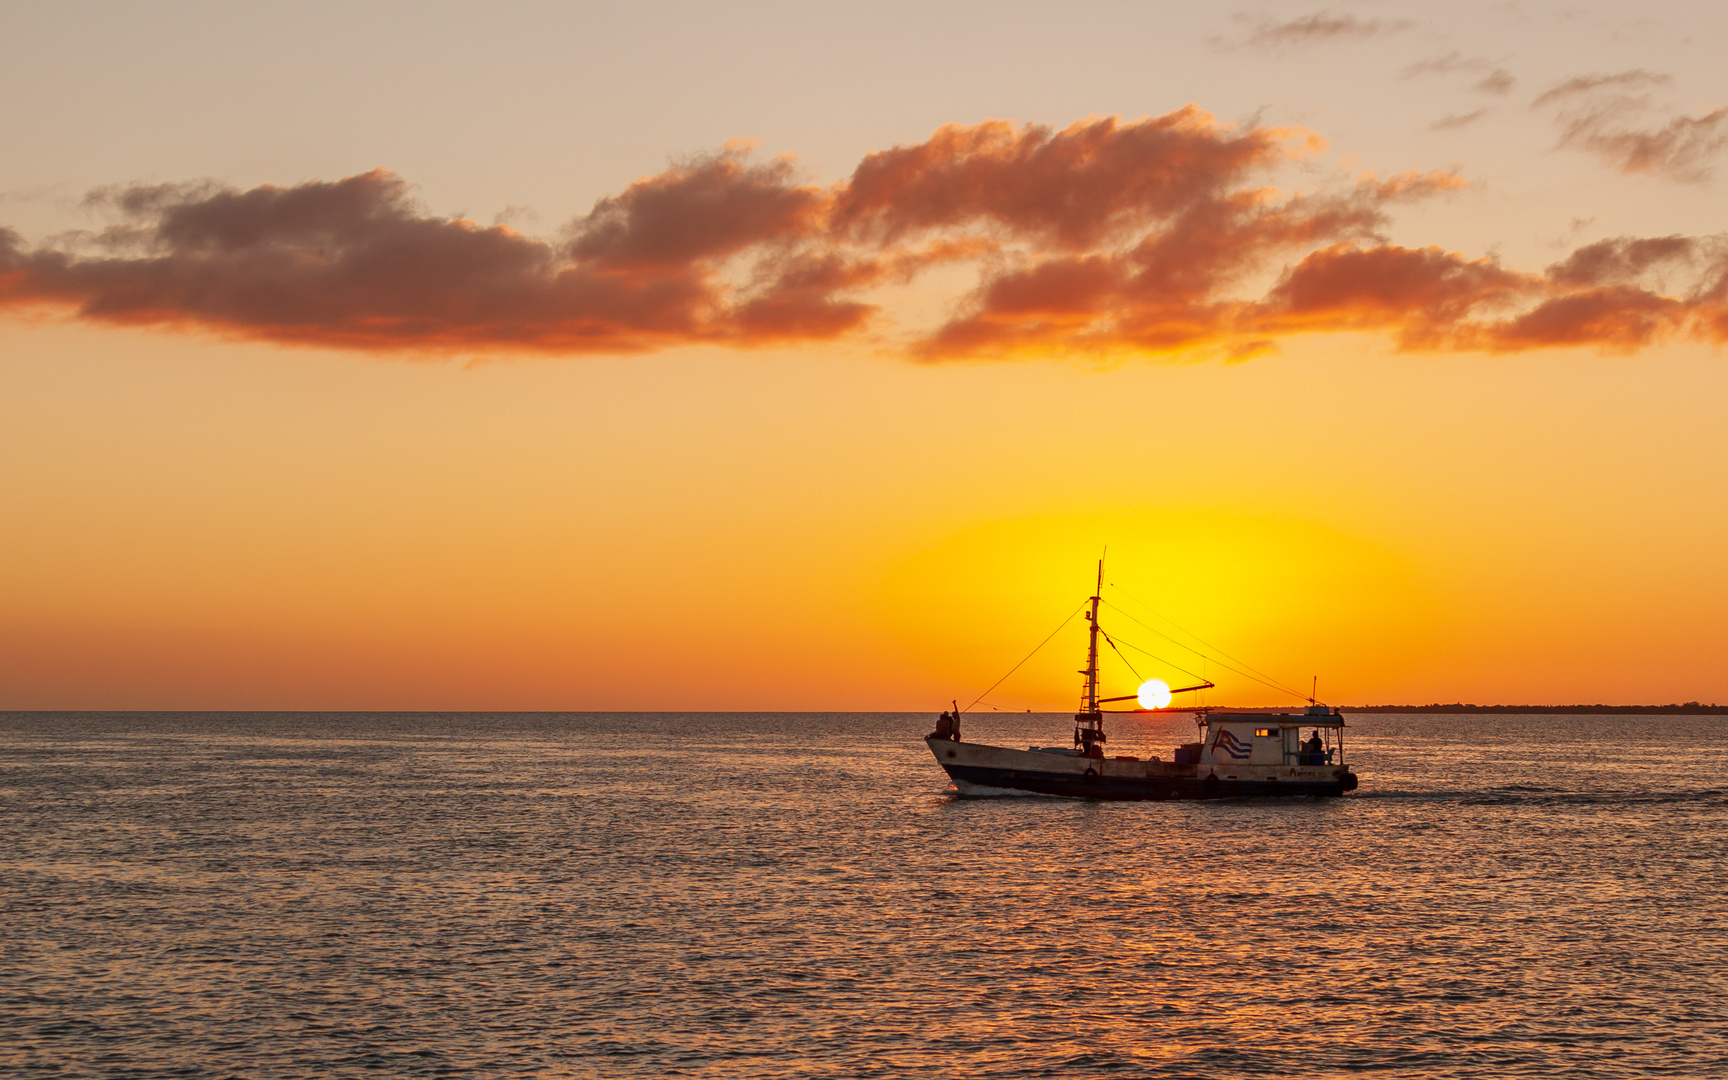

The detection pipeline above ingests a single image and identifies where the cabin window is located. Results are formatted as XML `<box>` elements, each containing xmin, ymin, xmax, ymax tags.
<box><xmin>1255</xmin><ymin>728</ymin><xmax>1275</xmax><ymax>737</ymax></box>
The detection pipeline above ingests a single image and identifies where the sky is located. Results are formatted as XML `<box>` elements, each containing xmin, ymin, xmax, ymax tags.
<box><xmin>3</xmin><ymin>0</ymin><xmax>1727</xmax><ymax>710</ymax></box>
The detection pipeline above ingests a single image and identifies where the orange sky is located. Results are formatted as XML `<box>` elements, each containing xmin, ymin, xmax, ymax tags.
<box><xmin>3</xmin><ymin>2</ymin><xmax>1726</xmax><ymax>709</ymax></box>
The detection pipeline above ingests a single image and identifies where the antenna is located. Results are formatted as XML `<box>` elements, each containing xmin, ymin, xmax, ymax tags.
<box><xmin>1310</xmin><ymin>675</ymin><xmax>1318</xmax><ymax>705</ymax></box>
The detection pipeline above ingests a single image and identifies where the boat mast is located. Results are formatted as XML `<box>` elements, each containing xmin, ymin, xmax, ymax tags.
<box><xmin>1085</xmin><ymin>558</ymin><xmax>1102</xmax><ymax>714</ymax></box>
<box><xmin>1075</xmin><ymin>557</ymin><xmax>1106</xmax><ymax>753</ymax></box>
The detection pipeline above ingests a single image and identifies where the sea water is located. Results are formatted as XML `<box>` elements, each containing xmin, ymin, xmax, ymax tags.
<box><xmin>1</xmin><ymin>711</ymin><xmax>1723</xmax><ymax>1078</ymax></box>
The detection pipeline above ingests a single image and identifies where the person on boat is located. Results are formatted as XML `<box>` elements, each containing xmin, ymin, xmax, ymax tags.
<box><xmin>1304</xmin><ymin>730</ymin><xmax>1325</xmax><ymax>765</ymax></box>
<box><xmin>932</xmin><ymin>711</ymin><xmax>954</xmax><ymax>740</ymax></box>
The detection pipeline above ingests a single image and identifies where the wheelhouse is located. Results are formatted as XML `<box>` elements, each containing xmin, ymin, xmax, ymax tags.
<box><xmin>1191</xmin><ymin>705</ymin><xmax>1347</xmax><ymax>768</ymax></box>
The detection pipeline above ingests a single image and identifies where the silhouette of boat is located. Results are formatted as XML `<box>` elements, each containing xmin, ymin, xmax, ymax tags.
<box><xmin>925</xmin><ymin>560</ymin><xmax>1359</xmax><ymax>799</ymax></box>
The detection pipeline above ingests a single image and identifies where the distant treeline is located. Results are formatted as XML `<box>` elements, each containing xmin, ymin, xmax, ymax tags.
<box><xmin>1349</xmin><ymin>703</ymin><xmax>1727</xmax><ymax>714</ymax></box>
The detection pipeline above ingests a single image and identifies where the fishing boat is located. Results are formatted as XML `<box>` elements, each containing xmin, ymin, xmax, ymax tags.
<box><xmin>924</xmin><ymin>561</ymin><xmax>1359</xmax><ymax>799</ymax></box>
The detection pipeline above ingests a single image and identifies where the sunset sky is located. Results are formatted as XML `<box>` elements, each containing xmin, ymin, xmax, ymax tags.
<box><xmin>4</xmin><ymin>0</ymin><xmax>1727</xmax><ymax>709</ymax></box>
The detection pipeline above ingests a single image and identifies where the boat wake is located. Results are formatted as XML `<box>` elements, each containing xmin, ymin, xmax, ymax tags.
<box><xmin>1355</xmin><ymin>787</ymin><xmax>1727</xmax><ymax>807</ymax></box>
<box><xmin>944</xmin><ymin>783</ymin><xmax>1727</xmax><ymax>806</ymax></box>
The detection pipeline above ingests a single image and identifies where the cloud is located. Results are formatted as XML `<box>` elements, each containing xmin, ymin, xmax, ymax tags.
<box><xmin>1488</xmin><ymin>285</ymin><xmax>1682</xmax><ymax>349</ymax></box>
<box><xmin>1249</xmin><ymin>234</ymin><xmax>1728</xmax><ymax>352</ymax></box>
<box><xmin>1475</xmin><ymin>70</ymin><xmax>1516</xmax><ymax>96</ymax></box>
<box><xmin>1564</xmin><ymin>109</ymin><xmax>1728</xmax><ymax>182</ymax></box>
<box><xmin>567</xmin><ymin>144</ymin><xmax>826</xmax><ymax>269</ymax></box>
<box><xmin>832</xmin><ymin>110</ymin><xmax>1297</xmax><ymax>249</ymax></box>
<box><xmin>1402</xmin><ymin>52</ymin><xmax>1514</xmax><ymax>94</ymax></box>
<box><xmin>3</xmin><ymin>109</ymin><xmax>1727</xmax><ymax>362</ymax></box>
<box><xmin>1431</xmin><ymin>110</ymin><xmax>1490</xmax><ymax>131</ymax></box>
<box><xmin>1399</xmin><ymin>53</ymin><xmax>1511</xmax><ymax>130</ymax></box>
<box><xmin>1534</xmin><ymin>70</ymin><xmax>1728</xmax><ymax>182</ymax></box>
<box><xmin>1243</xmin><ymin>11</ymin><xmax>1410</xmax><ymax>49</ymax></box>
<box><xmin>1253</xmin><ymin>243</ymin><xmax>1535</xmax><ymax>347</ymax></box>
<box><xmin>1365</xmin><ymin>169</ymin><xmax>1471</xmax><ymax>200</ymax></box>
<box><xmin>1546</xmin><ymin>235</ymin><xmax>1696</xmax><ymax>287</ymax></box>
<box><xmin>1401</xmin><ymin>52</ymin><xmax>1475</xmax><ymax>79</ymax></box>
<box><xmin>1531</xmin><ymin>70</ymin><xmax>1670</xmax><ymax>110</ymax></box>
<box><xmin>1</xmin><ymin>159</ymin><xmax>856</xmax><ymax>353</ymax></box>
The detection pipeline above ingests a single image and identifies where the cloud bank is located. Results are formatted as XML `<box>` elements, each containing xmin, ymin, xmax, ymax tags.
<box><xmin>4</xmin><ymin>108</ymin><xmax>1727</xmax><ymax>361</ymax></box>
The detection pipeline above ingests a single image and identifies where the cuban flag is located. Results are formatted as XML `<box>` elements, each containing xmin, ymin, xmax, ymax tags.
<box><xmin>1211</xmin><ymin>729</ymin><xmax>1253</xmax><ymax>760</ymax></box>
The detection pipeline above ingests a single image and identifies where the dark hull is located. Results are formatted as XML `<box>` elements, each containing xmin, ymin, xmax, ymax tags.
<box><xmin>943</xmin><ymin>762</ymin><xmax>1357</xmax><ymax>800</ymax></box>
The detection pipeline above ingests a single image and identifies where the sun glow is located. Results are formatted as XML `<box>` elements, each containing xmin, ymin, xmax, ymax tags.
<box><xmin>1137</xmin><ymin>679</ymin><xmax>1173</xmax><ymax>710</ymax></box>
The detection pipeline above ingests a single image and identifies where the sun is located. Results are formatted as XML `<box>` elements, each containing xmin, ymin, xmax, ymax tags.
<box><xmin>1137</xmin><ymin>679</ymin><xmax>1173</xmax><ymax>710</ymax></box>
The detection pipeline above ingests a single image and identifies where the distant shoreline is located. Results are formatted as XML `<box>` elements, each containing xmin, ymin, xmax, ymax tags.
<box><xmin>1345</xmin><ymin>703</ymin><xmax>1727</xmax><ymax>714</ymax></box>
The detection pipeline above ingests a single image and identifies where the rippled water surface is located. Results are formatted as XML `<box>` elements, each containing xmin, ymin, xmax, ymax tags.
<box><xmin>2</xmin><ymin>710</ymin><xmax>1725</xmax><ymax>1078</ymax></box>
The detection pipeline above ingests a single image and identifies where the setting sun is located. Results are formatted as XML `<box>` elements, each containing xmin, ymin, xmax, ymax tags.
<box><xmin>1137</xmin><ymin>679</ymin><xmax>1173</xmax><ymax>710</ymax></box>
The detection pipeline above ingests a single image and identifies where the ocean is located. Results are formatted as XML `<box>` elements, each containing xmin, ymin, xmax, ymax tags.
<box><xmin>1</xmin><ymin>710</ymin><xmax>1723</xmax><ymax>1078</ymax></box>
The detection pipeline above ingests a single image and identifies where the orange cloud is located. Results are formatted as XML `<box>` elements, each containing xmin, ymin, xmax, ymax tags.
<box><xmin>3</xmin><ymin>109</ymin><xmax>1727</xmax><ymax>361</ymax></box>
<box><xmin>0</xmin><ymin>155</ymin><xmax>864</xmax><ymax>354</ymax></box>
<box><xmin>1253</xmin><ymin>236</ymin><xmax>1728</xmax><ymax>351</ymax></box>
<box><xmin>1546</xmin><ymin>235</ymin><xmax>1697</xmax><ymax>286</ymax></box>
<box><xmin>832</xmin><ymin>110</ymin><xmax>1303</xmax><ymax>249</ymax></box>
<box><xmin>1254</xmin><ymin>244</ymin><xmax>1534</xmax><ymax>341</ymax></box>
<box><xmin>567</xmin><ymin>146</ymin><xmax>826</xmax><ymax>269</ymax></box>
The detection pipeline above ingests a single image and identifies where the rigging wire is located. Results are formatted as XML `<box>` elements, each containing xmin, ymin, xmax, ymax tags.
<box><xmin>1106</xmin><ymin>584</ymin><xmax>1306</xmax><ymax>698</ymax></box>
<box><xmin>1104</xmin><ymin>585</ymin><xmax>1308</xmax><ymax>697</ymax></box>
<box><xmin>1102</xmin><ymin>599</ymin><xmax>1307</xmax><ymax>701</ymax></box>
<box><xmin>1097</xmin><ymin>629</ymin><xmax>1145</xmax><ymax>683</ymax></box>
<box><xmin>1100</xmin><ymin>629</ymin><xmax>1205</xmax><ymax>683</ymax></box>
<box><xmin>1099</xmin><ymin>599</ymin><xmax>1221</xmax><ymax>672</ymax></box>
<box><xmin>962</xmin><ymin>600</ymin><xmax>1087</xmax><ymax>714</ymax></box>
<box><xmin>1112</xmin><ymin>629</ymin><xmax>1296</xmax><ymax>700</ymax></box>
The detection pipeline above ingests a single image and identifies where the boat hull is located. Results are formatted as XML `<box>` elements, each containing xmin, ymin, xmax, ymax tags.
<box><xmin>927</xmin><ymin>736</ymin><xmax>1357</xmax><ymax>800</ymax></box>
